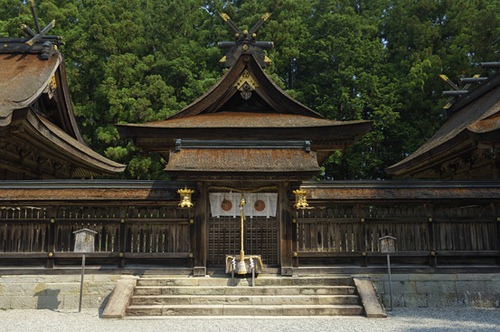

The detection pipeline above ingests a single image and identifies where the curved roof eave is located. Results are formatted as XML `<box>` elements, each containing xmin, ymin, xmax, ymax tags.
<box><xmin>0</xmin><ymin>52</ymin><xmax>85</xmax><ymax>143</ymax></box>
<box><xmin>23</xmin><ymin>111</ymin><xmax>126</xmax><ymax>174</ymax></box>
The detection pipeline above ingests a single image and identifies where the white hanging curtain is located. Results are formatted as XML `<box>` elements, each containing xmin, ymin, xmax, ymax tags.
<box><xmin>209</xmin><ymin>192</ymin><xmax>278</xmax><ymax>218</ymax></box>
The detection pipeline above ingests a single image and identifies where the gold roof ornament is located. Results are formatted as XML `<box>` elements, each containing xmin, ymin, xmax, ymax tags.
<box><xmin>234</xmin><ymin>70</ymin><xmax>259</xmax><ymax>100</ymax></box>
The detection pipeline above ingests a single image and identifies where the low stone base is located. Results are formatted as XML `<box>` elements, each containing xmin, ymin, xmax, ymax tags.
<box><xmin>0</xmin><ymin>274</ymin><xmax>120</xmax><ymax>310</ymax></box>
<box><xmin>1</xmin><ymin>273</ymin><xmax>499</xmax><ymax>310</ymax></box>
<box><xmin>370</xmin><ymin>273</ymin><xmax>500</xmax><ymax>308</ymax></box>
<box><xmin>281</xmin><ymin>267</ymin><xmax>294</xmax><ymax>276</ymax></box>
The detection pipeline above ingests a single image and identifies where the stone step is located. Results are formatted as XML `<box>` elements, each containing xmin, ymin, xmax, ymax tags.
<box><xmin>120</xmin><ymin>276</ymin><xmax>372</xmax><ymax>318</ymax></box>
<box><xmin>136</xmin><ymin>276</ymin><xmax>354</xmax><ymax>287</ymax></box>
<box><xmin>130</xmin><ymin>294</ymin><xmax>361</xmax><ymax>306</ymax></box>
<box><xmin>126</xmin><ymin>304</ymin><xmax>365</xmax><ymax>317</ymax></box>
<box><xmin>133</xmin><ymin>285</ymin><xmax>357</xmax><ymax>296</ymax></box>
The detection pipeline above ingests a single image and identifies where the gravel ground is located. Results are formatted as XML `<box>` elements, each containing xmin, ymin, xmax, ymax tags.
<box><xmin>0</xmin><ymin>308</ymin><xmax>498</xmax><ymax>332</ymax></box>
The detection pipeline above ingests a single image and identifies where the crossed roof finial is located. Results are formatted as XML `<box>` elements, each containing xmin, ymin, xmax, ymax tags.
<box><xmin>23</xmin><ymin>1</ymin><xmax>62</xmax><ymax>43</ymax></box>
<box><xmin>0</xmin><ymin>0</ymin><xmax>62</xmax><ymax>59</ymax></box>
<box><xmin>218</xmin><ymin>13</ymin><xmax>273</xmax><ymax>68</ymax></box>
<box><xmin>20</xmin><ymin>0</ymin><xmax>62</xmax><ymax>58</ymax></box>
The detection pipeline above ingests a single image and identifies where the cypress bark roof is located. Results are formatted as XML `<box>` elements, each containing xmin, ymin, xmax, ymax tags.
<box><xmin>165</xmin><ymin>148</ymin><xmax>321</xmax><ymax>179</ymax></box>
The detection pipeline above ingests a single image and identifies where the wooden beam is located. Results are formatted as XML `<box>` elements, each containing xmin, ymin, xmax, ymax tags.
<box><xmin>279</xmin><ymin>181</ymin><xmax>293</xmax><ymax>276</ymax></box>
<box><xmin>193</xmin><ymin>182</ymin><xmax>208</xmax><ymax>276</ymax></box>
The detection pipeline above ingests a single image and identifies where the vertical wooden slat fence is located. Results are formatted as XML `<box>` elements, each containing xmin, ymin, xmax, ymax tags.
<box><xmin>0</xmin><ymin>204</ymin><xmax>194</xmax><ymax>267</ymax></box>
<box><xmin>0</xmin><ymin>181</ymin><xmax>499</xmax><ymax>269</ymax></box>
<box><xmin>294</xmin><ymin>202</ymin><xmax>499</xmax><ymax>267</ymax></box>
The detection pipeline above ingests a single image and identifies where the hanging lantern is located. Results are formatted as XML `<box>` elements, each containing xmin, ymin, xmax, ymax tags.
<box><xmin>177</xmin><ymin>188</ymin><xmax>194</xmax><ymax>208</ymax></box>
<box><xmin>292</xmin><ymin>189</ymin><xmax>309</xmax><ymax>209</ymax></box>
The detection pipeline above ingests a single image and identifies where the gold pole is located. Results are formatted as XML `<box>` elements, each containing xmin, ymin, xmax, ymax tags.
<box><xmin>237</xmin><ymin>195</ymin><xmax>247</xmax><ymax>274</ymax></box>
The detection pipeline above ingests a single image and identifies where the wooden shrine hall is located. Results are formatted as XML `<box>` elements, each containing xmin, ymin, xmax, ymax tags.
<box><xmin>0</xmin><ymin>10</ymin><xmax>498</xmax><ymax>278</ymax></box>
<box><xmin>117</xmin><ymin>14</ymin><xmax>371</xmax><ymax>275</ymax></box>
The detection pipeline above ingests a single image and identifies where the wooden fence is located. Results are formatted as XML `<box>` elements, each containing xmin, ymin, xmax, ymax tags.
<box><xmin>293</xmin><ymin>203</ymin><xmax>499</xmax><ymax>267</ymax></box>
<box><xmin>0</xmin><ymin>180</ymin><xmax>499</xmax><ymax>270</ymax></box>
<box><xmin>0</xmin><ymin>204</ymin><xmax>194</xmax><ymax>267</ymax></box>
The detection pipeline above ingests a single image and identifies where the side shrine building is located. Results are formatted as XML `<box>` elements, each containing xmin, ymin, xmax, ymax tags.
<box><xmin>387</xmin><ymin>71</ymin><xmax>499</xmax><ymax>180</ymax></box>
<box><xmin>0</xmin><ymin>40</ymin><xmax>125</xmax><ymax>179</ymax></box>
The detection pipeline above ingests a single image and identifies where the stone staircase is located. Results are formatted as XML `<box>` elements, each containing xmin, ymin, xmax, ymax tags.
<box><xmin>117</xmin><ymin>275</ymin><xmax>370</xmax><ymax>317</ymax></box>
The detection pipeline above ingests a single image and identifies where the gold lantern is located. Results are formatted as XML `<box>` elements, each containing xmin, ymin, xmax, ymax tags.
<box><xmin>177</xmin><ymin>188</ymin><xmax>194</xmax><ymax>208</ymax></box>
<box><xmin>293</xmin><ymin>189</ymin><xmax>309</xmax><ymax>209</ymax></box>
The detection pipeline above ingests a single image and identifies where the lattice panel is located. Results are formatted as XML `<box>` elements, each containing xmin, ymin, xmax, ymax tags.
<box><xmin>208</xmin><ymin>216</ymin><xmax>279</xmax><ymax>267</ymax></box>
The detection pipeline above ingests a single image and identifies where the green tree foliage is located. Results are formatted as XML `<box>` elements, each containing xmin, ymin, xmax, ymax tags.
<box><xmin>0</xmin><ymin>0</ymin><xmax>498</xmax><ymax>179</ymax></box>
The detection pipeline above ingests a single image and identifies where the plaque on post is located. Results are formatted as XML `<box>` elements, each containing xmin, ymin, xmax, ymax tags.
<box><xmin>74</xmin><ymin>228</ymin><xmax>97</xmax><ymax>253</ymax></box>
<box><xmin>379</xmin><ymin>235</ymin><xmax>396</xmax><ymax>311</ymax></box>
<box><xmin>74</xmin><ymin>228</ymin><xmax>97</xmax><ymax>312</ymax></box>
<box><xmin>379</xmin><ymin>235</ymin><xmax>396</xmax><ymax>254</ymax></box>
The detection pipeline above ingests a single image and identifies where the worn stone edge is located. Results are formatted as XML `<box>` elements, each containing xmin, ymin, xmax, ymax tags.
<box><xmin>101</xmin><ymin>276</ymin><xmax>138</xmax><ymax>319</ymax></box>
<box><xmin>353</xmin><ymin>277</ymin><xmax>387</xmax><ymax>318</ymax></box>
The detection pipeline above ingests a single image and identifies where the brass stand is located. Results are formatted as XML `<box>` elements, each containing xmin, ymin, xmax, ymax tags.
<box><xmin>237</xmin><ymin>196</ymin><xmax>247</xmax><ymax>274</ymax></box>
<box><xmin>225</xmin><ymin>195</ymin><xmax>264</xmax><ymax>280</ymax></box>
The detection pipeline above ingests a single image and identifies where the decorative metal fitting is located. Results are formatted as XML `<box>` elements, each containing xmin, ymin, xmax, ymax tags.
<box><xmin>293</xmin><ymin>189</ymin><xmax>309</xmax><ymax>210</ymax></box>
<box><xmin>189</xmin><ymin>219</ymin><xmax>195</xmax><ymax>224</ymax></box>
<box><xmin>50</xmin><ymin>218</ymin><xmax>55</xmax><ymax>223</ymax></box>
<box><xmin>48</xmin><ymin>252</ymin><xmax>53</xmax><ymax>257</ymax></box>
<box><xmin>428</xmin><ymin>217</ymin><xmax>433</xmax><ymax>223</ymax></box>
<box><xmin>177</xmin><ymin>188</ymin><xmax>194</xmax><ymax>208</ymax></box>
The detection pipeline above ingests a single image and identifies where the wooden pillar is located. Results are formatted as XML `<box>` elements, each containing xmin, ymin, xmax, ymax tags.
<box><xmin>292</xmin><ymin>213</ymin><xmax>299</xmax><ymax>268</ymax></box>
<box><xmin>46</xmin><ymin>206</ymin><xmax>56</xmax><ymax>268</ymax></box>
<box><xmin>192</xmin><ymin>182</ymin><xmax>207</xmax><ymax>276</ymax></box>
<box><xmin>279</xmin><ymin>182</ymin><xmax>293</xmax><ymax>276</ymax></box>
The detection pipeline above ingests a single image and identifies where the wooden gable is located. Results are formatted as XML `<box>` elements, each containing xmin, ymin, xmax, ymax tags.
<box><xmin>168</xmin><ymin>53</ymin><xmax>323</xmax><ymax>118</ymax></box>
<box><xmin>118</xmin><ymin>53</ymin><xmax>371</xmax><ymax>180</ymax></box>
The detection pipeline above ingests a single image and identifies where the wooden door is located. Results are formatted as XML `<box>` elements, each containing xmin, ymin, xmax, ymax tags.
<box><xmin>207</xmin><ymin>216</ymin><xmax>279</xmax><ymax>267</ymax></box>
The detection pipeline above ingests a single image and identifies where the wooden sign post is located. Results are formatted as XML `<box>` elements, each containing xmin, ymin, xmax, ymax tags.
<box><xmin>73</xmin><ymin>228</ymin><xmax>97</xmax><ymax>312</ymax></box>
<box><xmin>379</xmin><ymin>236</ymin><xmax>396</xmax><ymax>311</ymax></box>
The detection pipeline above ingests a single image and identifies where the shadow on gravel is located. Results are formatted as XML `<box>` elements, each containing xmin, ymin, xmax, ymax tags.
<box><xmin>35</xmin><ymin>289</ymin><xmax>61</xmax><ymax>310</ymax></box>
<box><xmin>388</xmin><ymin>308</ymin><xmax>500</xmax><ymax>332</ymax></box>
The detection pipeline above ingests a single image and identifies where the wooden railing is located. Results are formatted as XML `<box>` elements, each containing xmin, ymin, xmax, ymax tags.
<box><xmin>0</xmin><ymin>204</ymin><xmax>194</xmax><ymax>267</ymax></box>
<box><xmin>293</xmin><ymin>202</ymin><xmax>499</xmax><ymax>267</ymax></box>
